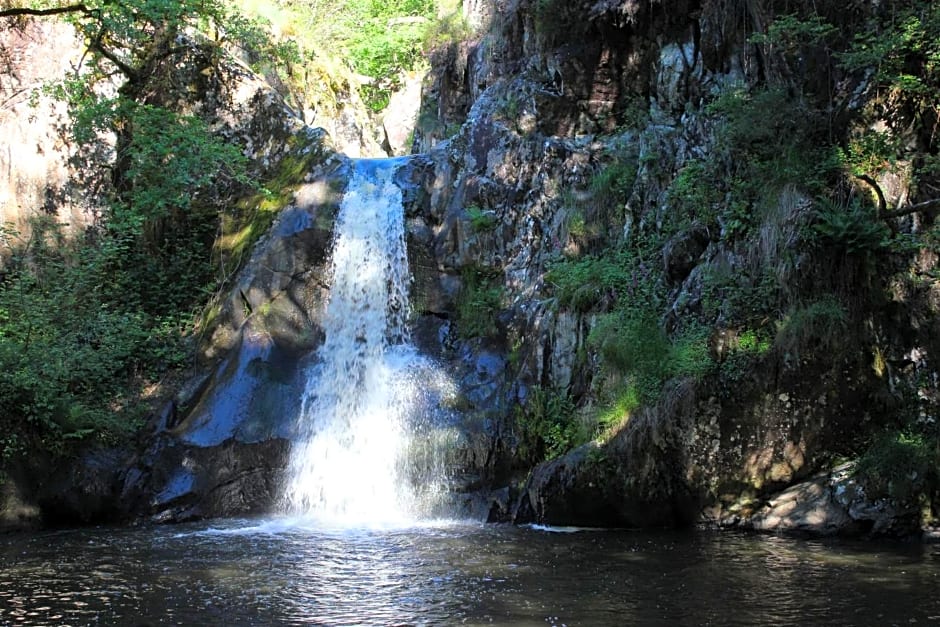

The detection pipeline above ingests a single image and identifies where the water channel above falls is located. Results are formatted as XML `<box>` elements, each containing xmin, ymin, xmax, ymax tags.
<box><xmin>2</xmin><ymin>520</ymin><xmax>940</xmax><ymax>625</ymax></box>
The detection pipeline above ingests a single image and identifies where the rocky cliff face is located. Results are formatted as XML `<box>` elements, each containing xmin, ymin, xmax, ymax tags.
<box><xmin>120</xmin><ymin>0</ymin><xmax>940</xmax><ymax>535</ymax></box>
<box><xmin>0</xmin><ymin>20</ymin><xmax>95</xmax><ymax>248</ymax></box>
<box><xmin>400</xmin><ymin>0</ymin><xmax>940</xmax><ymax>536</ymax></box>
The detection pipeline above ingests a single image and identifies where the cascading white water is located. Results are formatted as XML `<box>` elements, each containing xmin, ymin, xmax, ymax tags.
<box><xmin>286</xmin><ymin>158</ymin><xmax>455</xmax><ymax>526</ymax></box>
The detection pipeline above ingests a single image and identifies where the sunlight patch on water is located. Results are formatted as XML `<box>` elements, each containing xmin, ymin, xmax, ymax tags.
<box><xmin>177</xmin><ymin>516</ymin><xmax>478</xmax><ymax>540</ymax></box>
<box><xmin>524</xmin><ymin>524</ymin><xmax>612</xmax><ymax>533</ymax></box>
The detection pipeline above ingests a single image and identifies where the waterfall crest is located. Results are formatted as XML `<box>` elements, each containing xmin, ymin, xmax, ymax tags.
<box><xmin>285</xmin><ymin>158</ymin><xmax>453</xmax><ymax>526</ymax></box>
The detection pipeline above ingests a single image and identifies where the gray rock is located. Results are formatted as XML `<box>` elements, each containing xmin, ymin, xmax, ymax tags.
<box><xmin>743</xmin><ymin>463</ymin><xmax>923</xmax><ymax>538</ymax></box>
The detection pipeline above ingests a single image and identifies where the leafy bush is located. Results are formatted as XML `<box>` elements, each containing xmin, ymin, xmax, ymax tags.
<box><xmin>749</xmin><ymin>13</ymin><xmax>837</xmax><ymax>51</ymax></box>
<box><xmin>855</xmin><ymin>430</ymin><xmax>936</xmax><ymax>503</ymax></box>
<box><xmin>455</xmin><ymin>266</ymin><xmax>504</xmax><ymax>338</ymax></box>
<box><xmin>565</xmin><ymin>209</ymin><xmax>587</xmax><ymax>239</ymax></box>
<box><xmin>0</xmin><ymin>98</ymin><xmax>252</xmax><ymax>467</ymax></box>
<box><xmin>545</xmin><ymin>254</ymin><xmax>625</xmax><ymax>312</ymax></box>
<box><xmin>665</xmin><ymin>159</ymin><xmax>722</xmax><ymax>231</ymax></box>
<box><xmin>811</xmin><ymin>199</ymin><xmax>890</xmax><ymax>256</ymax></box>
<box><xmin>589</xmin><ymin>311</ymin><xmax>712</xmax><ymax>407</ymax></box>
<box><xmin>590</xmin><ymin>159</ymin><xmax>636</xmax><ymax>212</ymax></box>
<box><xmin>775</xmin><ymin>295</ymin><xmax>848</xmax><ymax>358</ymax></box>
<box><xmin>515</xmin><ymin>387</ymin><xmax>585</xmax><ymax>462</ymax></box>
<box><xmin>545</xmin><ymin>247</ymin><xmax>659</xmax><ymax>312</ymax></box>
<box><xmin>595</xmin><ymin>385</ymin><xmax>642</xmax><ymax>433</ymax></box>
<box><xmin>701</xmin><ymin>264</ymin><xmax>781</xmax><ymax>325</ymax></box>
<box><xmin>0</xmin><ymin>222</ymin><xmax>190</xmax><ymax>461</ymax></box>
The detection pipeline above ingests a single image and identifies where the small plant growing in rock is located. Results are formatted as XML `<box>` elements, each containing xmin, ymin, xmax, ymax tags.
<box><xmin>565</xmin><ymin>209</ymin><xmax>587</xmax><ymax>239</ymax></box>
<box><xmin>774</xmin><ymin>295</ymin><xmax>848</xmax><ymax>360</ymax></box>
<box><xmin>810</xmin><ymin>199</ymin><xmax>890</xmax><ymax>256</ymax></box>
<box><xmin>515</xmin><ymin>387</ymin><xmax>585</xmax><ymax>462</ymax></box>
<box><xmin>590</xmin><ymin>160</ymin><xmax>636</xmax><ymax>213</ymax></box>
<box><xmin>465</xmin><ymin>205</ymin><xmax>498</xmax><ymax>232</ymax></box>
<box><xmin>455</xmin><ymin>266</ymin><xmax>504</xmax><ymax>338</ymax></box>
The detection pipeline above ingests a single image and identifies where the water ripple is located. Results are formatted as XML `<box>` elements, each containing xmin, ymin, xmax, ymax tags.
<box><xmin>1</xmin><ymin>521</ymin><xmax>939</xmax><ymax>625</ymax></box>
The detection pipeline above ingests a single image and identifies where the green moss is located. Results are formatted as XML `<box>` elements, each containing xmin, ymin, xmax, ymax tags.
<box><xmin>216</xmin><ymin>132</ymin><xmax>327</xmax><ymax>268</ymax></box>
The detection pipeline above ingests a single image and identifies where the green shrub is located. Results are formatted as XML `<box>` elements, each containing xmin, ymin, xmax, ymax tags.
<box><xmin>545</xmin><ymin>254</ymin><xmax>625</xmax><ymax>312</ymax></box>
<box><xmin>455</xmin><ymin>266</ymin><xmax>504</xmax><ymax>338</ymax></box>
<box><xmin>811</xmin><ymin>199</ymin><xmax>890</xmax><ymax>256</ymax></box>
<box><xmin>590</xmin><ymin>159</ymin><xmax>636</xmax><ymax>212</ymax></box>
<box><xmin>775</xmin><ymin>295</ymin><xmax>848</xmax><ymax>357</ymax></box>
<box><xmin>666</xmin><ymin>159</ymin><xmax>722</xmax><ymax>229</ymax></box>
<box><xmin>595</xmin><ymin>385</ymin><xmax>642</xmax><ymax>433</ymax></box>
<box><xmin>589</xmin><ymin>310</ymin><xmax>712</xmax><ymax>407</ymax></box>
<box><xmin>516</xmin><ymin>387</ymin><xmax>585</xmax><ymax>462</ymax></box>
<box><xmin>704</xmin><ymin>86</ymin><xmax>840</xmax><ymax>229</ymax></box>
<box><xmin>748</xmin><ymin>12</ymin><xmax>837</xmax><ymax>51</ymax></box>
<box><xmin>701</xmin><ymin>265</ymin><xmax>781</xmax><ymax>325</ymax></box>
<box><xmin>465</xmin><ymin>205</ymin><xmax>498</xmax><ymax>232</ymax></box>
<box><xmin>855</xmin><ymin>430</ymin><xmax>936</xmax><ymax>503</ymax></box>
<box><xmin>544</xmin><ymin>247</ymin><xmax>659</xmax><ymax>312</ymax></box>
<box><xmin>0</xmin><ymin>98</ymin><xmax>252</xmax><ymax>466</ymax></box>
<box><xmin>561</xmin><ymin>207</ymin><xmax>592</xmax><ymax>243</ymax></box>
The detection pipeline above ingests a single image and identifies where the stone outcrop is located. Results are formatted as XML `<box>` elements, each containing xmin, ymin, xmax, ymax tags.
<box><xmin>744</xmin><ymin>463</ymin><xmax>923</xmax><ymax>538</ymax></box>
<box><xmin>120</xmin><ymin>149</ymin><xmax>350</xmax><ymax>523</ymax></box>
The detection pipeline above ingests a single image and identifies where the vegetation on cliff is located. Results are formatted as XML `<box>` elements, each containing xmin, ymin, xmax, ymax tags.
<box><xmin>459</xmin><ymin>0</ymin><xmax>940</xmax><ymax>525</ymax></box>
<box><xmin>0</xmin><ymin>0</ymin><xmax>464</xmax><ymax>477</ymax></box>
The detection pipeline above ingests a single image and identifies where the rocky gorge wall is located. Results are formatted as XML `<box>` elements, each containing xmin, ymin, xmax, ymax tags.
<box><xmin>400</xmin><ymin>0</ymin><xmax>940</xmax><ymax>536</ymax></box>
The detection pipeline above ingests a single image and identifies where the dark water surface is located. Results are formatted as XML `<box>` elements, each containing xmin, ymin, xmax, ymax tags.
<box><xmin>1</xmin><ymin>518</ymin><xmax>939</xmax><ymax>626</ymax></box>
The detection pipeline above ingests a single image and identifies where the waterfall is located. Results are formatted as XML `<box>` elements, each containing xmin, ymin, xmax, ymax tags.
<box><xmin>286</xmin><ymin>158</ymin><xmax>455</xmax><ymax>526</ymax></box>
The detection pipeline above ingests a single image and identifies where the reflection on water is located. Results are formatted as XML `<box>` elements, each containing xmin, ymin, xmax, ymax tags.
<box><xmin>2</xmin><ymin>519</ymin><xmax>940</xmax><ymax>625</ymax></box>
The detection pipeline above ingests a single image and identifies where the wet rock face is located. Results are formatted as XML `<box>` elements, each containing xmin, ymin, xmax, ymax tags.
<box><xmin>201</xmin><ymin>152</ymin><xmax>348</xmax><ymax>363</ymax></box>
<box><xmin>124</xmin><ymin>436</ymin><xmax>291</xmax><ymax>522</ymax></box>
<box><xmin>125</xmin><ymin>153</ymin><xmax>348</xmax><ymax>523</ymax></box>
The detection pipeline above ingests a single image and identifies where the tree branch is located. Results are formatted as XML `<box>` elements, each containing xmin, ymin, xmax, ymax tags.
<box><xmin>0</xmin><ymin>4</ymin><xmax>92</xmax><ymax>19</ymax></box>
<box><xmin>880</xmin><ymin>197</ymin><xmax>940</xmax><ymax>220</ymax></box>
<box><xmin>90</xmin><ymin>31</ymin><xmax>140</xmax><ymax>81</ymax></box>
<box><xmin>855</xmin><ymin>174</ymin><xmax>888</xmax><ymax>215</ymax></box>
